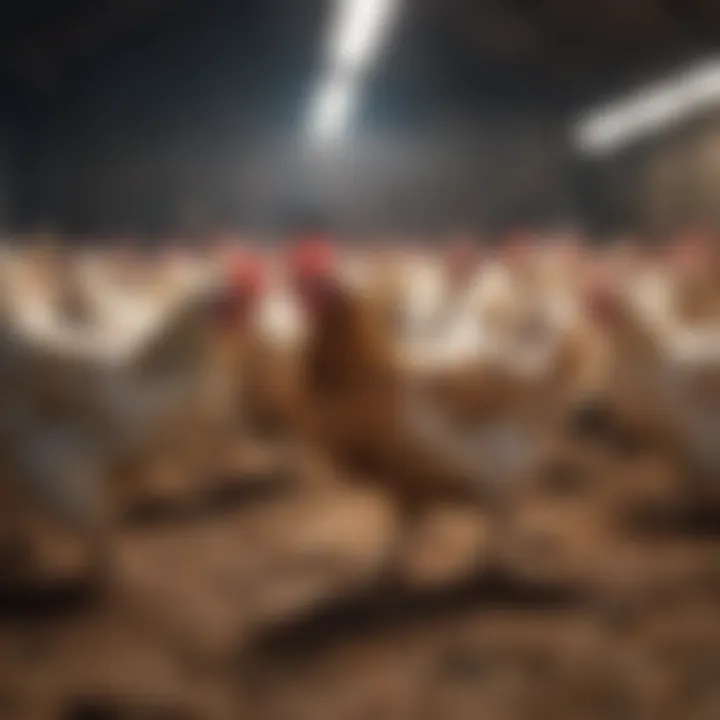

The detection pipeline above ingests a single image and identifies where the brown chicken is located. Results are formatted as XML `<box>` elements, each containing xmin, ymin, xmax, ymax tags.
<box><xmin>567</xmin><ymin>277</ymin><xmax>707</xmax><ymax>514</ymax></box>
<box><xmin>670</xmin><ymin>233</ymin><xmax>720</xmax><ymax>324</ymax></box>
<box><xmin>285</xmin><ymin>241</ymin><xmax>590</xmax><ymax>582</ymax></box>
<box><xmin>237</xmin><ymin>259</ymin><xmax>308</xmax><ymax>438</ymax></box>
<box><xmin>154</xmin><ymin>249</ymin><xmax>270</xmax><ymax>489</ymax></box>
<box><xmin>288</xmin><ymin>243</ymin><xmax>489</xmax><ymax>508</ymax></box>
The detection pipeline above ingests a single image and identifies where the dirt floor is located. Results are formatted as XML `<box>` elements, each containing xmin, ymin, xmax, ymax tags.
<box><xmin>0</xmin><ymin>436</ymin><xmax>718</xmax><ymax>719</ymax></box>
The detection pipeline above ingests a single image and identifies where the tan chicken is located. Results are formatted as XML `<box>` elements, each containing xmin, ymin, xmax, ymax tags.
<box><xmin>391</xmin><ymin>251</ymin><xmax>449</xmax><ymax>339</ymax></box>
<box><xmin>362</xmin><ymin>247</ymin><xmax>409</xmax><ymax>334</ymax></box>
<box><xmin>287</xmin><ymin>242</ymin><xmax>486</xmax><ymax>506</ymax></box>
<box><xmin>463</xmin><ymin>236</ymin><xmax>551</xmax><ymax>349</ymax></box>
<box><xmin>238</xmin><ymin>256</ymin><xmax>307</xmax><ymax>436</ymax></box>
<box><xmin>286</xmin><ymin>240</ymin><xmax>589</xmax><ymax>582</ymax></box>
<box><xmin>199</xmin><ymin>249</ymin><xmax>267</xmax><ymax>431</ymax></box>
<box><xmin>669</xmin><ymin>233</ymin><xmax>720</xmax><ymax>324</ymax></box>
<box><xmin>571</xmin><ymin>274</ymin><xmax>720</xmax><ymax>508</ymax></box>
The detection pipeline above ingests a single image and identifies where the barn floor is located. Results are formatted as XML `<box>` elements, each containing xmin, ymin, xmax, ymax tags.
<box><xmin>0</xmin><ymin>437</ymin><xmax>718</xmax><ymax>720</ymax></box>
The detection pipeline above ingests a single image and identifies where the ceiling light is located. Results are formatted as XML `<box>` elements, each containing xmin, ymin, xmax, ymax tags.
<box><xmin>327</xmin><ymin>0</ymin><xmax>401</xmax><ymax>75</ymax></box>
<box><xmin>574</xmin><ymin>58</ymin><xmax>720</xmax><ymax>155</ymax></box>
<box><xmin>306</xmin><ymin>75</ymin><xmax>357</xmax><ymax>143</ymax></box>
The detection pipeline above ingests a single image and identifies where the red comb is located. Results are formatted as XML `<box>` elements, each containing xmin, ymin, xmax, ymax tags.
<box><xmin>288</xmin><ymin>238</ymin><xmax>335</xmax><ymax>279</ymax></box>
<box><xmin>226</xmin><ymin>252</ymin><xmax>265</xmax><ymax>295</ymax></box>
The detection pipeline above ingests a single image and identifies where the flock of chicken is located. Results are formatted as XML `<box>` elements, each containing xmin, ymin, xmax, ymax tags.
<box><xmin>0</xmin><ymin>232</ymin><xmax>719</xmax><ymax>589</ymax></box>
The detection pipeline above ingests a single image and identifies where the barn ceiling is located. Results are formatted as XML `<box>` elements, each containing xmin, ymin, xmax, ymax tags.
<box><xmin>2</xmin><ymin>0</ymin><xmax>718</xmax><ymax>118</ymax></box>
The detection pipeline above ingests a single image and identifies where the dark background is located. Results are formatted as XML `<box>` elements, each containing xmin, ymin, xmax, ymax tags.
<box><xmin>2</xmin><ymin>0</ymin><xmax>720</xmax><ymax>237</ymax></box>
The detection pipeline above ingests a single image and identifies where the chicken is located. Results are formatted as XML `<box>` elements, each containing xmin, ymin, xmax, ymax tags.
<box><xmin>198</xmin><ymin>249</ymin><xmax>267</xmax><ymax>435</ymax></box>
<box><xmin>93</xmin><ymin>249</ymin><xmax>268</xmax><ymax>507</ymax></box>
<box><xmin>286</xmin><ymin>240</ymin><xmax>591</xmax><ymax>583</ymax></box>
<box><xmin>234</xmin><ymin>256</ymin><xmax>307</xmax><ymax>436</ymax></box>
<box><xmin>628</xmin><ymin>256</ymin><xmax>679</xmax><ymax>339</ymax></box>
<box><xmin>572</xmin><ymin>275</ymin><xmax>720</xmax><ymax>507</ymax></box>
<box><xmin>669</xmin><ymin>233</ymin><xmax>720</xmax><ymax>324</ymax></box>
<box><xmin>287</xmin><ymin>242</ymin><xmax>488</xmax><ymax>508</ymax></box>
<box><xmin>361</xmin><ymin>247</ymin><xmax>409</xmax><ymax>334</ymax></box>
<box><xmin>660</xmin><ymin>328</ymin><xmax>720</xmax><ymax>495</ymax></box>
<box><xmin>463</xmin><ymin>237</ymin><xmax>551</xmax><ymax>349</ymax></box>
<box><xmin>0</xmin><ymin>247</ymin><xmax>265</xmax><ymax>523</ymax></box>
<box><xmin>392</xmin><ymin>252</ymin><xmax>449</xmax><ymax>340</ymax></box>
<box><xmin>0</xmin><ymin>253</ymin><xmax>113</xmax><ymax>588</ymax></box>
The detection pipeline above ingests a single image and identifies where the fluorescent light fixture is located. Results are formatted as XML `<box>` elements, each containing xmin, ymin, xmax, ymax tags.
<box><xmin>306</xmin><ymin>75</ymin><xmax>358</xmax><ymax>143</ymax></box>
<box><xmin>575</xmin><ymin>58</ymin><xmax>720</xmax><ymax>156</ymax></box>
<box><xmin>303</xmin><ymin>0</ymin><xmax>402</xmax><ymax>145</ymax></box>
<box><xmin>327</xmin><ymin>0</ymin><xmax>401</xmax><ymax>74</ymax></box>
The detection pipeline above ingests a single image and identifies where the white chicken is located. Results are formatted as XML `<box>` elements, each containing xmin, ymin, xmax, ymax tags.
<box><xmin>0</xmin><ymin>251</ymin><xmax>231</xmax><ymax>527</ymax></box>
